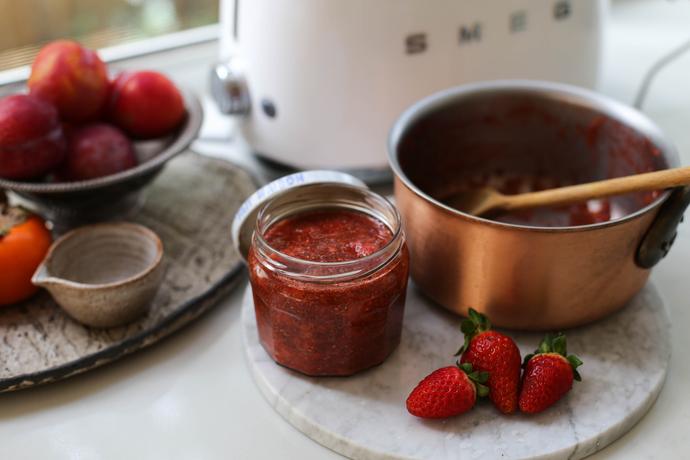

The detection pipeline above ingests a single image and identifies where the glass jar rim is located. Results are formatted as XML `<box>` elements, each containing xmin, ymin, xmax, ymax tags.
<box><xmin>252</xmin><ymin>183</ymin><xmax>404</xmax><ymax>281</ymax></box>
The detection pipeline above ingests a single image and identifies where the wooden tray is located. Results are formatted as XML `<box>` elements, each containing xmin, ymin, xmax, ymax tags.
<box><xmin>0</xmin><ymin>152</ymin><xmax>256</xmax><ymax>392</ymax></box>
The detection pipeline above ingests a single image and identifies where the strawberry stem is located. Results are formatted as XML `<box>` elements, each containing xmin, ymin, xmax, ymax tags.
<box><xmin>475</xmin><ymin>382</ymin><xmax>490</xmax><ymax>398</ymax></box>
<box><xmin>455</xmin><ymin>308</ymin><xmax>491</xmax><ymax>356</ymax></box>
<box><xmin>456</xmin><ymin>361</ymin><xmax>491</xmax><ymax>398</ymax></box>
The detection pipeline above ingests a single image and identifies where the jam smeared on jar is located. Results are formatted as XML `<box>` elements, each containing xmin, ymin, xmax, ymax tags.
<box><xmin>249</xmin><ymin>208</ymin><xmax>409</xmax><ymax>377</ymax></box>
<box><xmin>264</xmin><ymin>210</ymin><xmax>392</xmax><ymax>262</ymax></box>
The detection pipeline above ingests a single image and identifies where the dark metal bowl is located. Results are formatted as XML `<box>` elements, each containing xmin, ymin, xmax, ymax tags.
<box><xmin>0</xmin><ymin>88</ymin><xmax>203</xmax><ymax>229</ymax></box>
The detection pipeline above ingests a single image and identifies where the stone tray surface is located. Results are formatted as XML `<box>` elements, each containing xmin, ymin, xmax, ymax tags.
<box><xmin>242</xmin><ymin>282</ymin><xmax>671</xmax><ymax>460</ymax></box>
<box><xmin>0</xmin><ymin>152</ymin><xmax>256</xmax><ymax>392</ymax></box>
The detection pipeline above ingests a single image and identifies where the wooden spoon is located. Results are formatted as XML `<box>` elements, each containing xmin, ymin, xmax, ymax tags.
<box><xmin>446</xmin><ymin>166</ymin><xmax>690</xmax><ymax>217</ymax></box>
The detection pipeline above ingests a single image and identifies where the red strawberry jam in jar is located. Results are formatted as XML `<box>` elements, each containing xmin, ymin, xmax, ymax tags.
<box><xmin>247</xmin><ymin>183</ymin><xmax>409</xmax><ymax>376</ymax></box>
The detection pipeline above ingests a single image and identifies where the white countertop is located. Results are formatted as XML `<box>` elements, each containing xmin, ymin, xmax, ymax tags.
<box><xmin>2</xmin><ymin>2</ymin><xmax>690</xmax><ymax>458</ymax></box>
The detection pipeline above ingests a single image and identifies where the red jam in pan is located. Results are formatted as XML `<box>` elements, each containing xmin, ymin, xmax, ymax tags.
<box><xmin>248</xmin><ymin>209</ymin><xmax>409</xmax><ymax>376</ymax></box>
<box><xmin>399</xmin><ymin>104</ymin><xmax>669</xmax><ymax>228</ymax></box>
<box><xmin>441</xmin><ymin>173</ymin><xmax>622</xmax><ymax>226</ymax></box>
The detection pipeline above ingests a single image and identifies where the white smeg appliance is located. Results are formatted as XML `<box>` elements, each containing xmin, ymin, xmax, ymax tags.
<box><xmin>211</xmin><ymin>0</ymin><xmax>606</xmax><ymax>174</ymax></box>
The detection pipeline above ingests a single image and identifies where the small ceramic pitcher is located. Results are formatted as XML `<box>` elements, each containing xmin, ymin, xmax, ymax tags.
<box><xmin>33</xmin><ymin>222</ymin><xmax>165</xmax><ymax>328</ymax></box>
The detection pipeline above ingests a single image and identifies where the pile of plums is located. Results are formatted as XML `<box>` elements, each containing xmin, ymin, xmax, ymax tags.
<box><xmin>0</xmin><ymin>40</ymin><xmax>186</xmax><ymax>182</ymax></box>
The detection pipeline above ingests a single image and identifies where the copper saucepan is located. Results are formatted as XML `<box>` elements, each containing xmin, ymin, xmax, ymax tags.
<box><xmin>388</xmin><ymin>80</ymin><xmax>690</xmax><ymax>330</ymax></box>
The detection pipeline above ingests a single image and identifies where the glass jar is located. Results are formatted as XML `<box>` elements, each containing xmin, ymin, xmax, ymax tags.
<box><xmin>247</xmin><ymin>183</ymin><xmax>409</xmax><ymax>376</ymax></box>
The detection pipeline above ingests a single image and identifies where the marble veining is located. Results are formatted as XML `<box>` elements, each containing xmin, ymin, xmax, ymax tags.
<box><xmin>242</xmin><ymin>282</ymin><xmax>671</xmax><ymax>460</ymax></box>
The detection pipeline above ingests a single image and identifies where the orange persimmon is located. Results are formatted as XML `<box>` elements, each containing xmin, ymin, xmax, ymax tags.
<box><xmin>0</xmin><ymin>203</ymin><xmax>52</xmax><ymax>306</ymax></box>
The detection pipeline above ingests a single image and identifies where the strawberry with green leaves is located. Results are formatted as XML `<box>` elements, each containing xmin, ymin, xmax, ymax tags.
<box><xmin>519</xmin><ymin>333</ymin><xmax>583</xmax><ymax>414</ymax></box>
<box><xmin>406</xmin><ymin>363</ymin><xmax>489</xmax><ymax>419</ymax></box>
<box><xmin>456</xmin><ymin>308</ymin><xmax>522</xmax><ymax>414</ymax></box>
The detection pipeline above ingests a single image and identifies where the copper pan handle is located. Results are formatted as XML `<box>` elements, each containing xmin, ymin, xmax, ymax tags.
<box><xmin>637</xmin><ymin>185</ymin><xmax>690</xmax><ymax>269</ymax></box>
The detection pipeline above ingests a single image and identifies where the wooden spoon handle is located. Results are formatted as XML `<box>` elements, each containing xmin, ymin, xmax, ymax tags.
<box><xmin>503</xmin><ymin>166</ymin><xmax>690</xmax><ymax>211</ymax></box>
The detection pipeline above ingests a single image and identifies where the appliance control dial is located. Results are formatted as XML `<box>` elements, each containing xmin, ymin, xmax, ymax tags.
<box><xmin>210</xmin><ymin>61</ymin><xmax>251</xmax><ymax>115</ymax></box>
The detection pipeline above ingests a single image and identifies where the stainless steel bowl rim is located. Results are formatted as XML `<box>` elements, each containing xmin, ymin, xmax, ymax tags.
<box><xmin>388</xmin><ymin>79</ymin><xmax>679</xmax><ymax>232</ymax></box>
<box><xmin>0</xmin><ymin>87</ymin><xmax>202</xmax><ymax>193</ymax></box>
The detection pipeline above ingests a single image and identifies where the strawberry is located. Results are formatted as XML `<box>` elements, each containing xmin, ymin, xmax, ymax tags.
<box><xmin>456</xmin><ymin>308</ymin><xmax>522</xmax><ymax>414</ymax></box>
<box><xmin>519</xmin><ymin>333</ymin><xmax>583</xmax><ymax>414</ymax></box>
<box><xmin>406</xmin><ymin>363</ymin><xmax>489</xmax><ymax>419</ymax></box>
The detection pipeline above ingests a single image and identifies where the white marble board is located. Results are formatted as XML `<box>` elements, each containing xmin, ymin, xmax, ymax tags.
<box><xmin>241</xmin><ymin>282</ymin><xmax>671</xmax><ymax>460</ymax></box>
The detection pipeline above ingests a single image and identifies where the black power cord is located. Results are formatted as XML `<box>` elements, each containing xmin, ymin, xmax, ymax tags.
<box><xmin>634</xmin><ymin>37</ymin><xmax>690</xmax><ymax>109</ymax></box>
